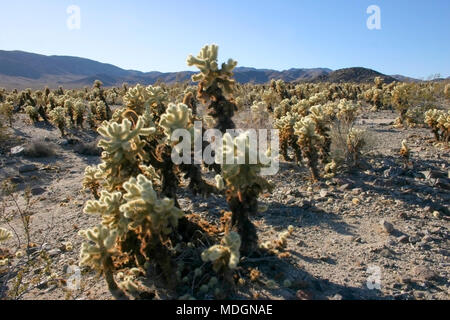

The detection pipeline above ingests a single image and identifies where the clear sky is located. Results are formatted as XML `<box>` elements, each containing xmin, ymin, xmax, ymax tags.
<box><xmin>0</xmin><ymin>0</ymin><xmax>449</xmax><ymax>79</ymax></box>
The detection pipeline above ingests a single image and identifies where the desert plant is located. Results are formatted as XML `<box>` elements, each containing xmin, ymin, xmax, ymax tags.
<box><xmin>49</xmin><ymin>106</ymin><xmax>66</xmax><ymax>136</ymax></box>
<box><xmin>201</xmin><ymin>232</ymin><xmax>241</xmax><ymax>273</ymax></box>
<box><xmin>187</xmin><ymin>44</ymin><xmax>238</xmax><ymax>133</ymax></box>
<box><xmin>24</xmin><ymin>105</ymin><xmax>40</xmax><ymax>123</ymax></box>
<box><xmin>0</xmin><ymin>102</ymin><xmax>14</xmax><ymax>127</ymax></box>
<box><xmin>294</xmin><ymin>116</ymin><xmax>323</xmax><ymax>180</ymax></box>
<box><xmin>346</xmin><ymin>128</ymin><xmax>367</xmax><ymax>166</ymax></box>
<box><xmin>73</xmin><ymin>100</ymin><xmax>86</xmax><ymax>128</ymax></box>
<box><xmin>216</xmin><ymin>132</ymin><xmax>273</xmax><ymax>254</ymax></box>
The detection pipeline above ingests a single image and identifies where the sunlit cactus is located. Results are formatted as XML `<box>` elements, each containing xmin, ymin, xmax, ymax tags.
<box><xmin>217</xmin><ymin>131</ymin><xmax>273</xmax><ymax>254</ymax></box>
<box><xmin>187</xmin><ymin>44</ymin><xmax>238</xmax><ymax>133</ymax></box>
<box><xmin>0</xmin><ymin>102</ymin><xmax>14</xmax><ymax>126</ymax></box>
<box><xmin>274</xmin><ymin>112</ymin><xmax>302</xmax><ymax>161</ymax></box>
<box><xmin>294</xmin><ymin>116</ymin><xmax>324</xmax><ymax>180</ymax></box>
<box><xmin>49</xmin><ymin>106</ymin><xmax>66</xmax><ymax>136</ymax></box>
<box><xmin>0</xmin><ymin>227</ymin><xmax>12</xmax><ymax>242</ymax></box>
<box><xmin>25</xmin><ymin>105</ymin><xmax>40</xmax><ymax>123</ymax></box>
<box><xmin>392</xmin><ymin>83</ymin><xmax>411</xmax><ymax>126</ymax></box>
<box><xmin>346</xmin><ymin>128</ymin><xmax>367</xmax><ymax>166</ymax></box>
<box><xmin>97</xmin><ymin>117</ymin><xmax>155</xmax><ymax>190</ymax></box>
<box><xmin>73</xmin><ymin>99</ymin><xmax>86</xmax><ymax>128</ymax></box>
<box><xmin>424</xmin><ymin>108</ymin><xmax>449</xmax><ymax>142</ymax></box>
<box><xmin>187</xmin><ymin>44</ymin><xmax>237</xmax><ymax>95</ymax></box>
<box><xmin>82</xmin><ymin>165</ymin><xmax>102</xmax><ymax>199</ymax></box>
<box><xmin>201</xmin><ymin>232</ymin><xmax>241</xmax><ymax>273</ymax></box>
<box><xmin>159</xmin><ymin>103</ymin><xmax>193</xmax><ymax>139</ymax></box>
<box><xmin>120</xmin><ymin>174</ymin><xmax>184</xmax><ymax>233</ymax></box>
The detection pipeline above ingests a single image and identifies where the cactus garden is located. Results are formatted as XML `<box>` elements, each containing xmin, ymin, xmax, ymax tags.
<box><xmin>0</xmin><ymin>44</ymin><xmax>449</xmax><ymax>301</ymax></box>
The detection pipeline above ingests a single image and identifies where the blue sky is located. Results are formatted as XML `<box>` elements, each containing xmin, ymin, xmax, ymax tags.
<box><xmin>0</xmin><ymin>0</ymin><xmax>449</xmax><ymax>78</ymax></box>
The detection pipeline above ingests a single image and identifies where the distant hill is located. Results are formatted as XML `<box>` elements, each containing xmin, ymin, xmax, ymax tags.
<box><xmin>312</xmin><ymin>67</ymin><xmax>397</xmax><ymax>84</ymax></box>
<box><xmin>0</xmin><ymin>50</ymin><xmax>422</xmax><ymax>89</ymax></box>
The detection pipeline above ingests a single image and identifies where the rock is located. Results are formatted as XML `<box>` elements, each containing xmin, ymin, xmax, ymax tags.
<box><xmin>296</xmin><ymin>289</ymin><xmax>314</xmax><ymax>300</ymax></box>
<box><xmin>9</xmin><ymin>176</ymin><xmax>24</xmax><ymax>184</ymax></box>
<box><xmin>329</xmin><ymin>294</ymin><xmax>343</xmax><ymax>300</ymax></box>
<box><xmin>47</xmin><ymin>249</ymin><xmax>61</xmax><ymax>257</ymax></box>
<box><xmin>31</xmin><ymin>187</ymin><xmax>46</xmax><ymax>196</ymax></box>
<box><xmin>380</xmin><ymin>219</ymin><xmax>394</xmax><ymax>234</ymax></box>
<box><xmin>11</xmin><ymin>146</ymin><xmax>25</xmax><ymax>155</ymax></box>
<box><xmin>412</xmin><ymin>266</ymin><xmax>438</xmax><ymax>281</ymax></box>
<box><xmin>19</xmin><ymin>164</ymin><xmax>38</xmax><ymax>173</ymax></box>
<box><xmin>383</xmin><ymin>167</ymin><xmax>403</xmax><ymax>178</ymax></box>
<box><xmin>337</xmin><ymin>183</ymin><xmax>351</xmax><ymax>191</ymax></box>
<box><xmin>36</xmin><ymin>281</ymin><xmax>49</xmax><ymax>290</ymax></box>
<box><xmin>397</xmin><ymin>235</ymin><xmax>409</xmax><ymax>243</ymax></box>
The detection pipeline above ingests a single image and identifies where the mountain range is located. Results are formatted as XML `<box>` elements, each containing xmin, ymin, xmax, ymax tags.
<box><xmin>0</xmin><ymin>50</ymin><xmax>427</xmax><ymax>89</ymax></box>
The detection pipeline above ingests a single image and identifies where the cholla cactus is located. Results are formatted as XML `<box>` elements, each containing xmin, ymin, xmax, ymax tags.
<box><xmin>336</xmin><ymin>99</ymin><xmax>359</xmax><ymax>125</ymax></box>
<box><xmin>159</xmin><ymin>103</ymin><xmax>193</xmax><ymax>139</ymax></box>
<box><xmin>201</xmin><ymin>232</ymin><xmax>241</xmax><ymax>273</ymax></box>
<box><xmin>96</xmin><ymin>101</ymin><xmax>108</xmax><ymax>121</ymax></box>
<box><xmin>187</xmin><ymin>44</ymin><xmax>237</xmax><ymax>95</ymax></box>
<box><xmin>217</xmin><ymin>132</ymin><xmax>273</xmax><ymax>254</ymax></box>
<box><xmin>346</xmin><ymin>128</ymin><xmax>366</xmax><ymax>166</ymax></box>
<box><xmin>84</xmin><ymin>189</ymin><xmax>126</xmax><ymax>233</ymax></box>
<box><xmin>0</xmin><ymin>227</ymin><xmax>12</xmax><ymax>242</ymax></box>
<box><xmin>120</xmin><ymin>174</ymin><xmax>183</xmax><ymax>233</ymax></box>
<box><xmin>294</xmin><ymin>116</ymin><xmax>324</xmax><ymax>180</ymax></box>
<box><xmin>187</xmin><ymin>44</ymin><xmax>238</xmax><ymax>133</ymax></box>
<box><xmin>49</xmin><ymin>106</ymin><xmax>66</xmax><ymax>136</ymax></box>
<box><xmin>79</xmin><ymin>225</ymin><xmax>128</xmax><ymax>299</ymax></box>
<box><xmin>424</xmin><ymin>109</ymin><xmax>449</xmax><ymax>142</ymax></box>
<box><xmin>79</xmin><ymin>225</ymin><xmax>118</xmax><ymax>270</ymax></box>
<box><xmin>25</xmin><ymin>105</ymin><xmax>40</xmax><ymax>123</ymax></box>
<box><xmin>0</xmin><ymin>102</ymin><xmax>13</xmax><ymax>126</ymax></box>
<box><xmin>97</xmin><ymin>117</ymin><xmax>155</xmax><ymax>189</ymax></box>
<box><xmin>82</xmin><ymin>165</ymin><xmax>102</xmax><ymax>199</ymax></box>
<box><xmin>73</xmin><ymin>100</ymin><xmax>86</xmax><ymax>128</ymax></box>
<box><xmin>392</xmin><ymin>83</ymin><xmax>411</xmax><ymax>126</ymax></box>
<box><xmin>399</xmin><ymin>139</ymin><xmax>410</xmax><ymax>166</ymax></box>
<box><xmin>309</xmin><ymin>105</ymin><xmax>332</xmax><ymax>163</ymax></box>
<box><xmin>274</xmin><ymin>112</ymin><xmax>302</xmax><ymax>161</ymax></box>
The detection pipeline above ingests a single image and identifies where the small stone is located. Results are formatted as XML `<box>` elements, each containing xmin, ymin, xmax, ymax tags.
<box><xmin>352</xmin><ymin>198</ymin><xmax>360</xmax><ymax>205</ymax></box>
<box><xmin>9</xmin><ymin>176</ymin><xmax>23</xmax><ymax>184</ymax></box>
<box><xmin>47</xmin><ymin>249</ymin><xmax>61</xmax><ymax>257</ymax></box>
<box><xmin>296</xmin><ymin>289</ymin><xmax>314</xmax><ymax>300</ymax></box>
<box><xmin>31</xmin><ymin>187</ymin><xmax>46</xmax><ymax>196</ymax></box>
<box><xmin>397</xmin><ymin>235</ymin><xmax>409</xmax><ymax>243</ymax></box>
<box><xmin>19</xmin><ymin>164</ymin><xmax>38</xmax><ymax>173</ymax></box>
<box><xmin>11</xmin><ymin>146</ymin><xmax>25</xmax><ymax>155</ymax></box>
<box><xmin>337</xmin><ymin>183</ymin><xmax>351</xmax><ymax>191</ymax></box>
<box><xmin>380</xmin><ymin>219</ymin><xmax>394</xmax><ymax>234</ymax></box>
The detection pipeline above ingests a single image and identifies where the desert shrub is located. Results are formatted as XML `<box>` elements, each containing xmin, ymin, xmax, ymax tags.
<box><xmin>74</xmin><ymin>140</ymin><xmax>102</xmax><ymax>156</ymax></box>
<box><xmin>23</xmin><ymin>139</ymin><xmax>56</xmax><ymax>158</ymax></box>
